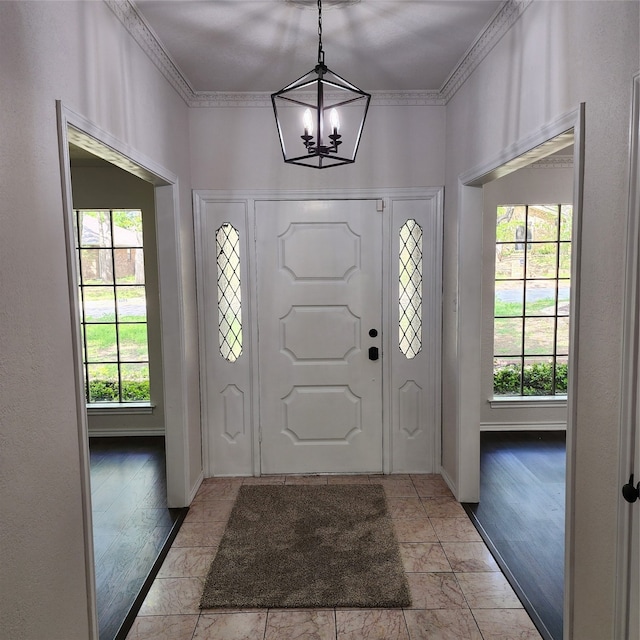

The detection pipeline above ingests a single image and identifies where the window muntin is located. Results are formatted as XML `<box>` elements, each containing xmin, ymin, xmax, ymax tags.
<box><xmin>399</xmin><ymin>219</ymin><xmax>423</xmax><ymax>359</ymax></box>
<box><xmin>216</xmin><ymin>223</ymin><xmax>243</xmax><ymax>362</ymax></box>
<box><xmin>75</xmin><ymin>210</ymin><xmax>150</xmax><ymax>403</ymax></box>
<box><xmin>493</xmin><ymin>204</ymin><xmax>572</xmax><ymax>396</ymax></box>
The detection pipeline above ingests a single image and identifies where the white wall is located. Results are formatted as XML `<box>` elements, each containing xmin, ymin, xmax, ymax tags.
<box><xmin>481</xmin><ymin>163</ymin><xmax>574</xmax><ymax>428</ymax></box>
<box><xmin>71</xmin><ymin>164</ymin><xmax>165</xmax><ymax>435</ymax></box>
<box><xmin>189</xmin><ymin>104</ymin><xmax>446</xmax><ymax>189</ymax></box>
<box><xmin>0</xmin><ymin>2</ymin><xmax>198</xmax><ymax>638</ymax></box>
<box><xmin>442</xmin><ymin>1</ymin><xmax>639</xmax><ymax>637</ymax></box>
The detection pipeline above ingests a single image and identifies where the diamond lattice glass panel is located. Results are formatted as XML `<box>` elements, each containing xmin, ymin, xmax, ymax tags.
<box><xmin>216</xmin><ymin>223</ymin><xmax>242</xmax><ymax>362</ymax></box>
<box><xmin>399</xmin><ymin>219</ymin><xmax>423</xmax><ymax>359</ymax></box>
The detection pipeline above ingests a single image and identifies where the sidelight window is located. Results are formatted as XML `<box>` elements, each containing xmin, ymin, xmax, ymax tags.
<box><xmin>399</xmin><ymin>219</ymin><xmax>423</xmax><ymax>359</ymax></box>
<box><xmin>216</xmin><ymin>223</ymin><xmax>243</xmax><ymax>362</ymax></box>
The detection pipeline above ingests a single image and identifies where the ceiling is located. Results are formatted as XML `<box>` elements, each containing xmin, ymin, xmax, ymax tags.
<box><xmin>133</xmin><ymin>0</ymin><xmax>505</xmax><ymax>93</ymax></box>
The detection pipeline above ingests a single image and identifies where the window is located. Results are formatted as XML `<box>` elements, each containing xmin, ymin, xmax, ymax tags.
<box><xmin>74</xmin><ymin>210</ymin><xmax>150</xmax><ymax>403</ymax></box>
<box><xmin>493</xmin><ymin>204</ymin><xmax>572</xmax><ymax>396</ymax></box>
<box><xmin>399</xmin><ymin>219</ymin><xmax>423</xmax><ymax>358</ymax></box>
<box><xmin>216</xmin><ymin>223</ymin><xmax>242</xmax><ymax>362</ymax></box>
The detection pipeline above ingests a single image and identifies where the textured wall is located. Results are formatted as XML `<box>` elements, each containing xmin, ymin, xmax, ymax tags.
<box><xmin>0</xmin><ymin>2</ymin><xmax>195</xmax><ymax>638</ymax></box>
<box><xmin>188</xmin><ymin>104</ymin><xmax>447</xmax><ymax>190</ymax></box>
<box><xmin>442</xmin><ymin>1</ymin><xmax>639</xmax><ymax>637</ymax></box>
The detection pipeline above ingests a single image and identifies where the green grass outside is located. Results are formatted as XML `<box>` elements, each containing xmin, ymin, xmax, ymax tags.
<box><xmin>83</xmin><ymin>318</ymin><xmax>148</xmax><ymax>361</ymax></box>
<box><xmin>494</xmin><ymin>297</ymin><xmax>569</xmax><ymax>316</ymax></box>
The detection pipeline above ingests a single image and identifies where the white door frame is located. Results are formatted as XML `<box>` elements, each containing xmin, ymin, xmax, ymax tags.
<box><xmin>615</xmin><ymin>72</ymin><xmax>640</xmax><ymax>640</ymax></box>
<box><xmin>455</xmin><ymin>105</ymin><xmax>585</xmax><ymax>640</ymax></box>
<box><xmin>194</xmin><ymin>187</ymin><xmax>443</xmax><ymax>478</ymax></box>
<box><xmin>56</xmin><ymin>102</ymin><xmax>193</xmax><ymax>639</ymax></box>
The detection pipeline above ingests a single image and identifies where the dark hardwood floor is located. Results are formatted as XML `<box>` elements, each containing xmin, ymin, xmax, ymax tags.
<box><xmin>90</xmin><ymin>436</ymin><xmax>186</xmax><ymax>640</ymax></box>
<box><xmin>463</xmin><ymin>430</ymin><xmax>566</xmax><ymax>640</ymax></box>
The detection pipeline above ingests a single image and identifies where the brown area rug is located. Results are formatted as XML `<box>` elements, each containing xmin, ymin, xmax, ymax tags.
<box><xmin>200</xmin><ymin>484</ymin><xmax>411</xmax><ymax>609</ymax></box>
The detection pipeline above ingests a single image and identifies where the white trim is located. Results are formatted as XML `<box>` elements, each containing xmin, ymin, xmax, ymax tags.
<box><xmin>56</xmin><ymin>103</ymin><xmax>99</xmax><ymax>640</ymax></box>
<box><xmin>106</xmin><ymin>0</ymin><xmax>529</xmax><ymax>108</ymax></box>
<box><xmin>614</xmin><ymin>71</ymin><xmax>640</xmax><ymax>640</ymax></box>
<box><xmin>105</xmin><ymin>0</ymin><xmax>195</xmax><ymax>103</ymax></box>
<box><xmin>440</xmin><ymin>465</ymin><xmax>457</xmax><ymax>499</ymax></box>
<box><xmin>192</xmin><ymin>194</ymin><xmax>210</xmax><ymax>476</ymax></box>
<box><xmin>480</xmin><ymin>422</ymin><xmax>566</xmax><ymax>432</ymax></box>
<box><xmin>87</xmin><ymin>402</ymin><xmax>155</xmax><ymax>415</ymax></box>
<box><xmin>440</xmin><ymin>0</ymin><xmax>533</xmax><ymax>101</ymax></box>
<box><xmin>382</xmin><ymin>199</ymin><xmax>392</xmax><ymax>475</ymax></box>
<box><xmin>563</xmin><ymin>104</ymin><xmax>586</xmax><ymax>640</ymax></box>
<box><xmin>194</xmin><ymin>187</ymin><xmax>441</xmax><ymax>202</ymax></box>
<box><xmin>64</xmin><ymin>115</ymin><xmax>178</xmax><ymax>186</ymax></box>
<box><xmin>489</xmin><ymin>396</ymin><xmax>567</xmax><ymax>409</ymax></box>
<box><xmin>155</xmin><ymin>182</ymin><xmax>197</xmax><ymax>507</ymax></box>
<box><xmin>56</xmin><ymin>106</ymin><xmax>193</xmax><ymax>508</ymax></box>
<box><xmin>188</xmin><ymin>470</ymin><xmax>205</xmax><ymax>504</ymax></box>
<box><xmin>456</xmin><ymin>182</ymin><xmax>483</xmax><ymax>503</ymax></box>
<box><xmin>460</xmin><ymin>111</ymin><xmax>577</xmax><ymax>186</ymax></box>
<box><xmin>88</xmin><ymin>428</ymin><xmax>165</xmax><ymax>437</ymax></box>
<box><xmin>456</xmin><ymin>104</ymin><xmax>585</xmax><ymax>640</ymax></box>
<box><xmin>190</xmin><ymin>90</ymin><xmax>445</xmax><ymax>108</ymax></box>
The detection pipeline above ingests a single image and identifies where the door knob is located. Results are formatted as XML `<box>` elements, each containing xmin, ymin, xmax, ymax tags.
<box><xmin>622</xmin><ymin>474</ymin><xmax>640</xmax><ymax>503</ymax></box>
<box><xmin>368</xmin><ymin>346</ymin><xmax>379</xmax><ymax>361</ymax></box>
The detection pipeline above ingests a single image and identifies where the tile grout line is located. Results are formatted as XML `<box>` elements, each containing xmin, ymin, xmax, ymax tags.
<box><xmin>130</xmin><ymin>474</ymin><xmax>541</xmax><ymax>639</ymax></box>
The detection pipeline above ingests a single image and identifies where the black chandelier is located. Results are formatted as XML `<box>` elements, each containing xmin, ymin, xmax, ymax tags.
<box><xmin>271</xmin><ymin>0</ymin><xmax>371</xmax><ymax>169</ymax></box>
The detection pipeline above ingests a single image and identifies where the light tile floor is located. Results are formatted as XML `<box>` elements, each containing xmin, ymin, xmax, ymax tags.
<box><xmin>126</xmin><ymin>475</ymin><xmax>542</xmax><ymax>640</ymax></box>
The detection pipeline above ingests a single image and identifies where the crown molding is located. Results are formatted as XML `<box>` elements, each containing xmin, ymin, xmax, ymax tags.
<box><xmin>439</xmin><ymin>0</ymin><xmax>533</xmax><ymax>102</ymax></box>
<box><xmin>105</xmin><ymin>0</ymin><xmax>196</xmax><ymax>103</ymax></box>
<box><xmin>107</xmin><ymin>0</ymin><xmax>529</xmax><ymax>108</ymax></box>
<box><xmin>369</xmin><ymin>91</ymin><xmax>445</xmax><ymax>107</ymax></box>
<box><xmin>189</xmin><ymin>90</ymin><xmax>445</xmax><ymax>108</ymax></box>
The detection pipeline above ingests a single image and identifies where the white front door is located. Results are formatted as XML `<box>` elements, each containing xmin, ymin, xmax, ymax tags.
<box><xmin>256</xmin><ymin>199</ymin><xmax>382</xmax><ymax>474</ymax></box>
<box><xmin>194</xmin><ymin>188</ymin><xmax>442</xmax><ymax>478</ymax></box>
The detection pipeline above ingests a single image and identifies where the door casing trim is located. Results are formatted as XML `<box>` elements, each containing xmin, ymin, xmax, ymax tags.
<box><xmin>614</xmin><ymin>72</ymin><xmax>640</xmax><ymax>640</ymax></box>
<box><xmin>455</xmin><ymin>105</ymin><xmax>586</xmax><ymax>640</ymax></box>
<box><xmin>56</xmin><ymin>101</ymin><xmax>194</xmax><ymax>638</ymax></box>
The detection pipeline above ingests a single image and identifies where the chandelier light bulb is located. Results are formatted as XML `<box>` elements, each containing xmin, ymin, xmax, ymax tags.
<box><xmin>329</xmin><ymin>108</ymin><xmax>340</xmax><ymax>134</ymax></box>
<box><xmin>303</xmin><ymin>108</ymin><xmax>314</xmax><ymax>136</ymax></box>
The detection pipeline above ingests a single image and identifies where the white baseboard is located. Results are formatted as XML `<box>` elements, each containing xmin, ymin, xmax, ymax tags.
<box><xmin>188</xmin><ymin>470</ymin><xmax>205</xmax><ymax>504</ymax></box>
<box><xmin>480</xmin><ymin>422</ymin><xmax>566</xmax><ymax>432</ymax></box>
<box><xmin>439</xmin><ymin>466</ymin><xmax>458</xmax><ymax>498</ymax></box>
<box><xmin>88</xmin><ymin>428</ymin><xmax>165</xmax><ymax>437</ymax></box>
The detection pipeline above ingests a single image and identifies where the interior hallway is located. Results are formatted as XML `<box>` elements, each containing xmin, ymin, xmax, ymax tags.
<box><xmin>90</xmin><ymin>437</ymin><xmax>186</xmax><ymax>640</ymax></box>
<box><xmin>464</xmin><ymin>431</ymin><xmax>566</xmax><ymax>640</ymax></box>
<box><xmin>124</xmin><ymin>474</ymin><xmax>543</xmax><ymax>640</ymax></box>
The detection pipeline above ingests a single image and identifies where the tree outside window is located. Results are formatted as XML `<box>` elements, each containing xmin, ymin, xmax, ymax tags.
<box><xmin>493</xmin><ymin>204</ymin><xmax>572</xmax><ymax>396</ymax></box>
<box><xmin>75</xmin><ymin>209</ymin><xmax>150</xmax><ymax>403</ymax></box>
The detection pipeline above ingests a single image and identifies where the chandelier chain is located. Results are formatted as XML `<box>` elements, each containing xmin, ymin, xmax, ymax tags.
<box><xmin>317</xmin><ymin>0</ymin><xmax>324</xmax><ymax>65</ymax></box>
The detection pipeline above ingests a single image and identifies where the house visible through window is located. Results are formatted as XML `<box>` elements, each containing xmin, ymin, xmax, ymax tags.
<box><xmin>494</xmin><ymin>204</ymin><xmax>572</xmax><ymax>396</ymax></box>
<box><xmin>74</xmin><ymin>209</ymin><xmax>150</xmax><ymax>403</ymax></box>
